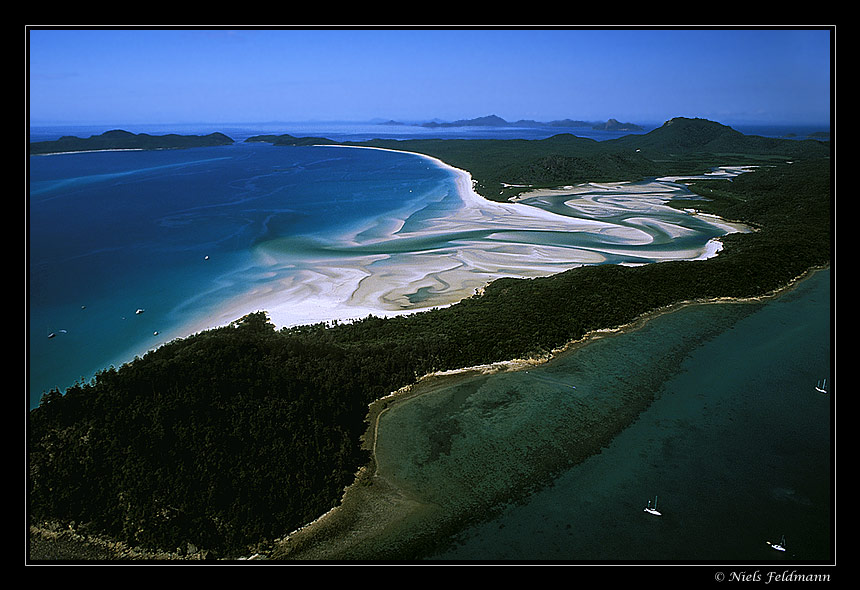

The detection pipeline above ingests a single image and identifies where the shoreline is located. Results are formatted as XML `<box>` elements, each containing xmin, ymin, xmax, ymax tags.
<box><xmin>173</xmin><ymin>145</ymin><xmax>752</xmax><ymax>340</ymax></box>
<box><xmin>266</xmin><ymin>264</ymin><xmax>829</xmax><ymax>561</ymax></box>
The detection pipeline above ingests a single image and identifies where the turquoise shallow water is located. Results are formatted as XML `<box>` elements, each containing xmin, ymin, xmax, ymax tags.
<box><xmin>394</xmin><ymin>269</ymin><xmax>831</xmax><ymax>562</ymax></box>
<box><xmin>28</xmin><ymin>143</ymin><xmax>450</xmax><ymax>408</ymax></box>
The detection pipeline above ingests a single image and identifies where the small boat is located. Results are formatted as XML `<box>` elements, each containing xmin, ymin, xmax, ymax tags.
<box><xmin>644</xmin><ymin>495</ymin><xmax>662</xmax><ymax>516</ymax></box>
<box><xmin>815</xmin><ymin>379</ymin><xmax>828</xmax><ymax>394</ymax></box>
<box><xmin>767</xmin><ymin>535</ymin><xmax>787</xmax><ymax>552</ymax></box>
<box><xmin>135</xmin><ymin>308</ymin><xmax>145</xmax><ymax>315</ymax></box>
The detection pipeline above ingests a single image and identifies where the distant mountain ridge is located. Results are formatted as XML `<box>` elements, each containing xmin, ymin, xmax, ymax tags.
<box><xmin>385</xmin><ymin>114</ymin><xmax>644</xmax><ymax>131</ymax></box>
<box><xmin>609</xmin><ymin>117</ymin><xmax>826</xmax><ymax>155</ymax></box>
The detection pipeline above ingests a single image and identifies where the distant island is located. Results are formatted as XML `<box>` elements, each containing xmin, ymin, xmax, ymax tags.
<box><xmin>244</xmin><ymin>133</ymin><xmax>338</xmax><ymax>147</ymax></box>
<box><xmin>29</xmin><ymin>129</ymin><xmax>235</xmax><ymax>155</ymax></box>
<box><xmin>382</xmin><ymin>114</ymin><xmax>644</xmax><ymax>132</ymax></box>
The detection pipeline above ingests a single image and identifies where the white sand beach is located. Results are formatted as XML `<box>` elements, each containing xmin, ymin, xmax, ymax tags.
<box><xmin>183</xmin><ymin>147</ymin><xmax>752</xmax><ymax>334</ymax></box>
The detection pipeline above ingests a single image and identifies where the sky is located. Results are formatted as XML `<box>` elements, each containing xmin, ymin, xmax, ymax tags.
<box><xmin>27</xmin><ymin>27</ymin><xmax>833</xmax><ymax>127</ymax></box>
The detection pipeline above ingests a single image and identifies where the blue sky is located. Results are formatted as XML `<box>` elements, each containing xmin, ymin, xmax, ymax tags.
<box><xmin>28</xmin><ymin>27</ymin><xmax>832</xmax><ymax>127</ymax></box>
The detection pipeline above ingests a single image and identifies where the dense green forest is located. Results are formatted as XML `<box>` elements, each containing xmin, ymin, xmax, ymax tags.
<box><xmin>28</xmin><ymin>119</ymin><xmax>832</xmax><ymax>558</ymax></box>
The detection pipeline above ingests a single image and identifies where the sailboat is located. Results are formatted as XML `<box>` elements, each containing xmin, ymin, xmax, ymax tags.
<box><xmin>815</xmin><ymin>378</ymin><xmax>828</xmax><ymax>394</ymax></box>
<box><xmin>767</xmin><ymin>535</ymin><xmax>786</xmax><ymax>552</ymax></box>
<box><xmin>644</xmin><ymin>495</ymin><xmax>662</xmax><ymax>516</ymax></box>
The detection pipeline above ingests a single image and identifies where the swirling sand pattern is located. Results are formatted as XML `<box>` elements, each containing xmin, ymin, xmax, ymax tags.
<box><xmin>204</xmin><ymin>148</ymin><xmax>752</xmax><ymax>330</ymax></box>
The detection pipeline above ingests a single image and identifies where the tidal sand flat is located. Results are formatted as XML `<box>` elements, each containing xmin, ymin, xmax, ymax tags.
<box><xmin>196</xmin><ymin>147</ymin><xmax>752</xmax><ymax>333</ymax></box>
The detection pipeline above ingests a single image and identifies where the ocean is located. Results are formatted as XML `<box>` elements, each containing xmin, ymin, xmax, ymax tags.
<box><xmin>28</xmin><ymin>140</ymin><xmax>453</xmax><ymax>408</ymax></box>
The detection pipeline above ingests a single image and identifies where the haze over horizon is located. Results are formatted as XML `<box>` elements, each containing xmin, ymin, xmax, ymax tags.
<box><xmin>28</xmin><ymin>28</ymin><xmax>832</xmax><ymax>130</ymax></box>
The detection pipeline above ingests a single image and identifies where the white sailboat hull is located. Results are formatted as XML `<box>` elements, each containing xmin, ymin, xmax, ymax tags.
<box><xmin>767</xmin><ymin>539</ymin><xmax>786</xmax><ymax>552</ymax></box>
<box><xmin>644</xmin><ymin>495</ymin><xmax>661</xmax><ymax>516</ymax></box>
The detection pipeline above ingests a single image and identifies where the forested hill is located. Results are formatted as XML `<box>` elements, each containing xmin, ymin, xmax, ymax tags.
<box><xmin>609</xmin><ymin>117</ymin><xmax>827</xmax><ymax>157</ymax></box>
<box><xmin>29</xmin><ymin>119</ymin><xmax>831</xmax><ymax>559</ymax></box>
<box><xmin>29</xmin><ymin>129</ymin><xmax>235</xmax><ymax>155</ymax></box>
